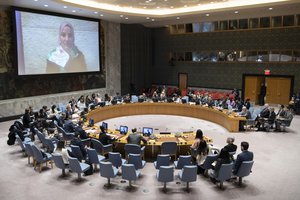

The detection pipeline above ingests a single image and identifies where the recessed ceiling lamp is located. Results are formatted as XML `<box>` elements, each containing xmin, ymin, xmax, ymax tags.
<box><xmin>234</xmin><ymin>11</ymin><xmax>239</xmax><ymax>14</ymax></box>
<box><xmin>146</xmin><ymin>17</ymin><xmax>150</xmax><ymax>19</ymax></box>
<box><xmin>72</xmin><ymin>10</ymin><xmax>76</xmax><ymax>12</ymax></box>
<box><xmin>176</xmin><ymin>17</ymin><xmax>180</xmax><ymax>19</ymax></box>
<box><xmin>151</xmin><ymin>19</ymin><xmax>155</xmax><ymax>21</ymax></box>
<box><xmin>206</xmin><ymin>13</ymin><xmax>210</xmax><ymax>16</ymax></box>
<box><xmin>125</xmin><ymin>17</ymin><xmax>129</xmax><ymax>19</ymax></box>
<box><xmin>44</xmin><ymin>4</ymin><xmax>48</xmax><ymax>7</ymax></box>
<box><xmin>94</xmin><ymin>11</ymin><xmax>98</xmax><ymax>14</ymax></box>
<box><xmin>269</xmin><ymin>7</ymin><xmax>273</xmax><ymax>10</ymax></box>
<box><xmin>63</xmin><ymin>6</ymin><xmax>68</xmax><ymax>8</ymax></box>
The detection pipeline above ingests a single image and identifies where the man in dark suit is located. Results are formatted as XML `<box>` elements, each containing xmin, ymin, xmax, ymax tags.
<box><xmin>127</xmin><ymin>128</ymin><xmax>147</xmax><ymax>145</ymax></box>
<box><xmin>22</xmin><ymin>108</ymin><xmax>33</xmax><ymax>128</ymax></box>
<box><xmin>233</xmin><ymin>141</ymin><xmax>254</xmax><ymax>174</ymax></box>
<box><xmin>98</xmin><ymin>125</ymin><xmax>114</xmax><ymax>145</ymax></box>
<box><xmin>75</xmin><ymin>121</ymin><xmax>89</xmax><ymax>139</ymax></box>
<box><xmin>64</xmin><ymin>119</ymin><xmax>76</xmax><ymax>133</ymax></box>
<box><xmin>223</xmin><ymin>137</ymin><xmax>237</xmax><ymax>153</ymax></box>
<box><xmin>70</xmin><ymin>136</ymin><xmax>87</xmax><ymax>158</ymax></box>
<box><xmin>259</xmin><ymin>83</ymin><xmax>267</xmax><ymax>106</ymax></box>
<box><xmin>256</xmin><ymin>104</ymin><xmax>270</xmax><ymax>130</ymax></box>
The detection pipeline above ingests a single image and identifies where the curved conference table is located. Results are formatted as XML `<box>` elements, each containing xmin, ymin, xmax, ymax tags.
<box><xmin>86</xmin><ymin>103</ymin><xmax>245</xmax><ymax>158</ymax></box>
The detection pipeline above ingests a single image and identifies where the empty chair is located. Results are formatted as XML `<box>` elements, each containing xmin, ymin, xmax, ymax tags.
<box><xmin>81</xmin><ymin>138</ymin><xmax>91</xmax><ymax>148</ymax></box>
<box><xmin>199</xmin><ymin>154</ymin><xmax>218</xmax><ymax>175</ymax></box>
<box><xmin>108</xmin><ymin>152</ymin><xmax>126</xmax><ymax>168</ymax></box>
<box><xmin>44</xmin><ymin>138</ymin><xmax>57</xmax><ymax>153</ymax></box>
<box><xmin>70</xmin><ymin>145</ymin><xmax>85</xmax><ymax>162</ymax></box>
<box><xmin>16</xmin><ymin>135</ymin><xmax>30</xmax><ymax>156</ymax></box>
<box><xmin>68</xmin><ymin>156</ymin><xmax>90</xmax><ymax>180</ymax></box>
<box><xmin>174</xmin><ymin>155</ymin><xmax>192</xmax><ymax>169</ymax></box>
<box><xmin>24</xmin><ymin>142</ymin><xmax>34</xmax><ymax>164</ymax></box>
<box><xmin>121</xmin><ymin>164</ymin><xmax>141</xmax><ymax>187</ymax></box>
<box><xmin>91</xmin><ymin>138</ymin><xmax>112</xmax><ymax>155</ymax></box>
<box><xmin>87</xmin><ymin>148</ymin><xmax>105</xmax><ymax>170</ymax></box>
<box><xmin>161</xmin><ymin>142</ymin><xmax>177</xmax><ymax>159</ymax></box>
<box><xmin>246</xmin><ymin>114</ymin><xmax>257</xmax><ymax>131</ymax></box>
<box><xmin>235</xmin><ymin>161</ymin><xmax>254</xmax><ymax>185</ymax></box>
<box><xmin>57</xmin><ymin>126</ymin><xmax>75</xmax><ymax>144</ymax></box>
<box><xmin>99</xmin><ymin>161</ymin><xmax>119</xmax><ymax>186</ymax></box>
<box><xmin>210</xmin><ymin>163</ymin><xmax>234</xmax><ymax>189</ymax></box>
<box><xmin>124</xmin><ymin>144</ymin><xmax>145</xmax><ymax>159</ymax></box>
<box><xmin>154</xmin><ymin>154</ymin><xmax>170</xmax><ymax>169</ymax></box>
<box><xmin>35</xmin><ymin>128</ymin><xmax>47</xmax><ymax>147</ymax></box>
<box><xmin>52</xmin><ymin>153</ymin><xmax>69</xmax><ymax>176</ymax></box>
<box><xmin>128</xmin><ymin>154</ymin><xmax>146</xmax><ymax>170</ymax></box>
<box><xmin>31</xmin><ymin>144</ymin><xmax>53</xmax><ymax>173</ymax></box>
<box><xmin>157</xmin><ymin>166</ymin><xmax>174</xmax><ymax>190</ymax></box>
<box><xmin>178</xmin><ymin>165</ymin><xmax>198</xmax><ymax>190</ymax></box>
<box><xmin>280</xmin><ymin>116</ymin><xmax>293</xmax><ymax>132</ymax></box>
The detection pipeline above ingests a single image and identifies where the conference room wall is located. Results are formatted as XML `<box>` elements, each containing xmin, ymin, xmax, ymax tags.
<box><xmin>151</xmin><ymin>27</ymin><xmax>300</xmax><ymax>92</ymax></box>
<box><xmin>0</xmin><ymin>7</ymin><xmax>121</xmax><ymax>119</ymax></box>
<box><xmin>121</xmin><ymin>24</ymin><xmax>152</xmax><ymax>95</ymax></box>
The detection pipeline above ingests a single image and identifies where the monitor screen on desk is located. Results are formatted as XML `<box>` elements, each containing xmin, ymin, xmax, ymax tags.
<box><xmin>119</xmin><ymin>126</ymin><xmax>128</xmax><ymax>134</ymax></box>
<box><xmin>89</xmin><ymin>118</ymin><xmax>94</xmax><ymax>127</ymax></box>
<box><xmin>102</xmin><ymin>122</ymin><xmax>108</xmax><ymax>130</ymax></box>
<box><xmin>142</xmin><ymin>127</ymin><xmax>153</xmax><ymax>136</ymax></box>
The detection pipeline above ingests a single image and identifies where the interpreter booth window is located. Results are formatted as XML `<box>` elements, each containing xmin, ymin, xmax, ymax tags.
<box><xmin>202</xmin><ymin>22</ymin><xmax>217</xmax><ymax>32</ymax></box>
<box><xmin>260</xmin><ymin>17</ymin><xmax>270</xmax><ymax>28</ymax></box>
<box><xmin>280</xmin><ymin>51</ymin><xmax>293</xmax><ymax>62</ymax></box>
<box><xmin>269</xmin><ymin>51</ymin><xmax>280</xmax><ymax>62</ymax></box>
<box><xmin>185</xmin><ymin>52</ymin><xmax>193</xmax><ymax>61</ymax></box>
<box><xmin>170</xmin><ymin>25</ymin><xmax>178</xmax><ymax>34</ymax></box>
<box><xmin>177</xmin><ymin>24</ymin><xmax>185</xmax><ymax>34</ymax></box>
<box><xmin>271</xmin><ymin>16</ymin><xmax>282</xmax><ymax>27</ymax></box>
<box><xmin>249</xmin><ymin>18</ymin><xmax>259</xmax><ymax>29</ymax></box>
<box><xmin>236</xmin><ymin>51</ymin><xmax>247</xmax><ymax>62</ymax></box>
<box><xmin>176</xmin><ymin>52</ymin><xmax>185</xmax><ymax>61</ymax></box>
<box><xmin>229</xmin><ymin>20</ymin><xmax>238</xmax><ymax>30</ymax></box>
<box><xmin>294</xmin><ymin>51</ymin><xmax>300</xmax><ymax>62</ymax></box>
<box><xmin>283</xmin><ymin>15</ymin><xmax>295</xmax><ymax>26</ymax></box>
<box><xmin>225</xmin><ymin>51</ymin><xmax>237</xmax><ymax>61</ymax></box>
<box><xmin>219</xmin><ymin>20</ymin><xmax>228</xmax><ymax>30</ymax></box>
<box><xmin>239</xmin><ymin>19</ymin><xmax>248</xmax><ymax>29</ymax></box>
<box><xmin>247</xmin><ymin>51</ymin><xmax>258</xmax><ymax>62</ymax></box>
<box><xmin>257</xmin><ymin>51</ymin><xmax>269</xmax><ymax>62</ymax></box>
<box><xmin>185</xmin><ymin>24</ymin><xmax>193</xmax><ymax>33</ymax></box>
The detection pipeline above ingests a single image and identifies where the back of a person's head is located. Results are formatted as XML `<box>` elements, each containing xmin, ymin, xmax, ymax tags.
<box><xmin>241</xmin><ymin>141</ymin><xmax>249</xmax><ymax>150</ymax></box>
<box><xmin>195</xmin><ymin>129</ymin><xmax>203</xmax><ymax>139</ymax></box>
<box><xmin>227</xmin><ymin>137</ymin><xmax>235</xmax><ymax>144</ymax></box>
<box><xmin>100</xmin><ymin>125</ymin><xmax>106</xmax><ymax>133</ymax></box>
<box><xmin>57</xmin><ymin>140</ymin><xmax>65</xmax><ymax>149</ymax></box>
<box><xmin>219</xmin><ymin>148</ymin><xmax>230</xmax><ymax>159</ymax></box>
<box><xmin>132</xmin><ymin>128</ymin><xmax>137</xmax><ymax>133</ymax></box>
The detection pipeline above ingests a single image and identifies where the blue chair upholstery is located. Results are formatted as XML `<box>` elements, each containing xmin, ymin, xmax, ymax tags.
<box><xmin>16</xmin><ymin>135</ymin><xmax>30</xmax><ymax>155</ymax></box>
<box><xmin>199</xmin><ymin>154</ymin><xmax>218</xmax><ymax>175</ymax></box>
<box><xmin>31</xmin><ymin>144</ymin><xmax>53</xmax><ymax>173</ymax></box>
<box><xmin>35</xmin><ymin>128</ymin><xmax>47</xmax><ymax>147</ymax></box>
<box><xmin>108</xmin><ymin>152</ymin><xmax>126</xmax><ymax>168</ymax></box>
<box><xmin>99</xmin><ymin>161</ymin><xmax>119</xmax><ymax>186</ymax></box>
<box><xmin>87</xmin><ymin>148</ymin><xmax>105</xmax><ymax>170</ymax></box>
<box><xmin>235</xmin><ymin>161</ymin><xmax>254</xmax><ymax>185</ymax></box>
<box><xmin>161</xmin><ymin>142</ymin><xmax>177</xmax><ymax>159</ymax></box>
<box><xmin>52</xmin><ymin>153</ymin><xmax>69</xmax><ymax>176</ymax></box>
<box><xmin>70</xmin><ymin>145</ymin><xmax>85</xmax><ymax>162</ymax></box>
<box><xmin>68</xmin><ymin>156</ymin><xmax>90</xmax><ymax>180</ymax></box>
<box><xmin>210</xmin><ymin>163</ymin><xmax>234</xmax><ymax>189</ymax></box>
<box><xmin>178</xmin><ymin>165</ymin><xmax>198</xmax><ymax>190</ymax></box>
<box><xmin>124</xmin><ymin>144</ymin><xmax>145</xmax><ymax>159</ymax></box>
<box><xmin>57</xmin><ymin>126</ymin><xmax>75</xmax><ymax>144</ymax></box>
<box><xmin>81</xmin><ymin>138</ymin><xmax>91</xmax><ymax>148</ymax></box>
<box><xmin>91</xmin><ymin>138</ymin><xmax>113</xmax><ymax>155</ymax></box>
<box><xmin>174</xmin><ymin>155</ymin><xmax>192</xmax><ymax>169</ymax></box>
<box><xmin>121</xmin><ymin>164</ymin><xmax>141</xmax><ymax>187</ymax></box>
<box><xmin>156</xmin><ymin>166</ymin><xmax>174</xmax><ymax>190</ymax></box>
<box><xmin>44</xmin><ymin>138</ymin><xmax>57</xmax><ymax>153</ymax></box>
<box><xmin>128</xmin><ymin>154</ymin><xmax>146</xmax><ymax>170</ymax></box>
<box><xmin>24</xmin><ymin>142</ymin><xmax>34</xmax><ymax>164</ymax></box>
<box><xmin>154</xmin><ymin>154</ymin><xmax>170</xmax><ymax>169</ymax></box>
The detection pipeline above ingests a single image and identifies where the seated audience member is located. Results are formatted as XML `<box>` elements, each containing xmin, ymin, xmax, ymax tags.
<box><xmin>244</xmin><ymin>98</ymin><xmax>251</xmax><ymax>110</ymax></box>
<box><xmin>55</xmin><ymin>140</ymin><xmax>69</xmax><ymax>164</ymax></box>
<box><xmin>276</xmin><ymin>104</ymin><xmax>286</xmax><ymax>117</ymax></box>
<box><xmin>57</xmin><ymin>112</ymin><xmax>66</xmax><ymax>127</ymax></box>
<box><xmin>76</xmin><ymin>96</ymin><xmax>86</xmax><ymax>111</ymax></box>
<box><xmin>191</xmin><ymin>129</ymin><xmax>208</xmax><ymax>165</ymax></box>
<box><xmin>98</xmin><ymin>125</ymin><xmax>114</xmax><ymax>145</ymax></box>
<box><xmin>69</xmin><ymin>96</ymin><xmax>77</xmax><ymax>105</ymax></box>
<box><xmin>113</xmin><ymin>92</ymin><xmax>123</xmax><ymax>102</ymax></box>
<box><xmin>238</xmin><ymin>106</ymin><xmax>252</xmax><ymax>131</ymax></box>
<box><xmin>104</xmin><ymin>93</ymin><xmax>111</xmax><ymax>102</ymax></box>
<box><xmin>75</xmin><ymin>121</ymin><xmax>89</xmax><ymax>139</ymax></box>
<box><xmin>209</xmin><ymin>148</ymin><xmax>232</xmax><ymax>183</ymax></box>
<box><xmin>233</xmin><ymin>142</ymin><xmax>254</xmax><ymax>175</ymax></box>
<box><xmin>65</xmin><ymin>104</ymin><xmax>74</xmax><ymax>120</ymax></box>
<box><xmin>22</xmin><ymin>108</ymin><xmax>33</xmax><ymax>128</ymax></box>
<box><xmin>127</xmin><ymin>128</ymin><xmax>147</xmax><ymax>145</ymax></box>
<box><xmin>70</xmin><ymin>136</ymin><xmax>87</xmax><ymax>158</ymax></box>
<box><xmin>255</xmin><ymin>104</ymin><xmax>270</xmax><ymax>129</ymax></box>
<box><xmin>257</xmin><ymin>107</ymin><xmax>276</xmax><ymax>131</ymax></box>
<box><xmin>274</xmin><ymin>107</ymin><xmax>293</xmax><ymax>132</ymax></box>
<box><xmin>223</xmin><ymin>137</ymin><xmax>237</xmax><ymax>153</ymax></box>
<box><xmin>85</xmin><ymin>95</ymin><xmax>93</xmax><ymax>108</ymax></box>
<box><xmin>63</xmin><ymin>119</ymin><xmax>76</xmax><ymax>133</ymax></box>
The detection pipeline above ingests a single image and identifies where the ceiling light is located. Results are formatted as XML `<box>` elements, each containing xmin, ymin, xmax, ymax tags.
<box><xmin>210</xmin><ymin>1</ymin><xmax>214</xmax><ymax>3</ymax></box>
<box><xmin>234</xmin><ymin>11</ymin><xmax>239</xmax><ymax>14</ymax></box>
<box><xmin>120</xmin><ymin>15</ymin><xmax>124</xmax><ymax>17</ymax></box>
<box><xmin>94</xmin><ymin>11</ymin><xmax>98</xmax><ymax>14</ymax></box>
<box><xmin>125</xmin><ymin>17</ymin><xmax>129</xmax><ymax>20</ymax></box>
<box><xmin>269</xmin><ymin>7</ymin><xmax>273</xmax><ymax>10</ymax></box>
<box><xmin>164</xmin><ymin>0</ymin><xmax>168</xmax><ymax>1</ymax></box>
<box><xmin>143</xmin><ymin>6</ymin><xmax>147</xmax><ymax>8</ymax></box>
<box><xmin>146</xmin><ymin>17</ymin><xmax>150</xmax><ymax>19</ymax></box>
<box><xmin>100</xmin><ymin>14</ymin><xmax>104</xmax><ymax>16</ymax></box>
<box><xmin>63</xmin><ymin>6</ymin><xmax>68</xmax><ymax>8</ymax></box>
<box><xmin>176</xmin><ymin>17</ymin><xmax>180</xmax><ymax>20</ymax></box>
<box><xmin>170</xmin><ymin>6</ymin><xmax>174</xmax><ymax>8</ymax></box>
<box><xmin>34</xmin><ymin>0</ymin><xmax>38</xmax><ymax>2</ymax></box>
<box><xmin>72</xmin><ymin>10</ymin><xmax>76</xmax><ymax>12</ymax></box>
<box><xmin>206</xmin><ymin>13</ymin><xmax>210</xmax><ymax>16</ymax></box>
<box><xmin>44</xmin><ymin>4</ymin><xmax>48</xmax><ymax>7</ymax></box>
<box><xmin>151</xmin><ymin>19</ymin><xmax>155</xmax><ymax>21</ymax></box>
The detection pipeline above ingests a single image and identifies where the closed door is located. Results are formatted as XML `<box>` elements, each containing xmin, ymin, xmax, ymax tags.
<box><xmin>265</xmin><ymin>77</ymin><xmax>291</xmax><ymax>105</ymax></box>
<box><xmin>244</xmin><ymin>76</ymin><xmax>265</xmax><ymax>104</ymax></box>
<box><xmin>179</xmin><ymin>73</ymin><xmax>188</xmax><ymax>91</ymax></box>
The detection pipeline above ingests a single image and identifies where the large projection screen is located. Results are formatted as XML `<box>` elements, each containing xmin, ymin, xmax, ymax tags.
<box><xmin>13</xmin><ymin>7</ymin><xmax>101</xmax><ymax>75</ymax></box>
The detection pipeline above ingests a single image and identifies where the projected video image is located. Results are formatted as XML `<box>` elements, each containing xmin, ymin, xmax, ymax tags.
<box><xmin>14</xmin><ymin>9</ymin><xmax>100</xmax><ymax>75</ymax></box>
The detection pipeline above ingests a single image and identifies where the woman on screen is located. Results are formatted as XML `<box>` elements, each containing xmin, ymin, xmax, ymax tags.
<box><xmin>46</xmin><ymin>22</ymin><xmax>86</xmax><ymax>73</ymax></box>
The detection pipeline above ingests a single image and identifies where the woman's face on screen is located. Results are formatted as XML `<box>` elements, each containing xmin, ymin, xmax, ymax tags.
<box><xmin>60</xmin><ymin>25</ymin><xmax>74</xmax><ymax>51</ymax></box>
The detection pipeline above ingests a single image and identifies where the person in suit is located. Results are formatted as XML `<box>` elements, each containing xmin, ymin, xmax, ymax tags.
<box><xmin>70</xmin><ymin>136</ymin><xmax>87</xmax><ymax>158</ymax></box>
<box><xmin>98</xmin><ymin>125</ymin><xmax>114</xmax><ymax>145</ymax></box>
<box><xmin>238</xmin><ymin>106</ymin><xmax>252</xmax><ymax>131</ymax></box>
<box><xmin>223</xmin><ymin>137</ymin><xmax>237</xmax><ymax>154</ymax></box>
<box><xmin>209</xmin><ymin>148</ymin><xmax>232</xmax><ymax>183</ymax></box>
<box><xmin>63</xmin><ymin>119</ymin><xmax>76</xmax><ymax>133</ymax></box>
<box><xmin>127</xmin><ymin>128</ymin><xmax>147</xmax><ymax>145</ymax></box>
<box><xmin>274</xmin><ymin>107</ymin><xmax>293</xmax><ymax>131</ymax></box>
<box><xmin>256</xmin><ymin>104</ymin><xmax>270</xmax><ymax>129</ymax></box>
<box><xmin>75</xmin><ymin>121</ymin><xmax>89</xmax><ymax>139</ymax></box>
<box><xmin>233</xmin><ymin>141</ymin><xmax>254</xmax><ymax>175</ymax></box>
<box><xmin>259</xmin><ymin>83</ymin><xmax>267</xmax><ymax>106</ymax></box>
<box><xmin>22</xmin><ymin>108</ymin><xmax>32</xmax><ymax>128</ymax></box>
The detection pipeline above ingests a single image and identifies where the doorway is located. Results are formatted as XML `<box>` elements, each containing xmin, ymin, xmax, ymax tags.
<box><xmin>243</xmin><ymin>75</ymin><xmax>293</xmax><ymax>105</ymax></box>
<box><xmin>178</xmin><ymin>73</ymin><xmax>188</xmax><ymax>91</ymax></box>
